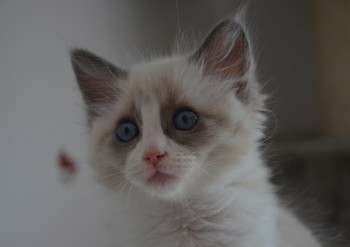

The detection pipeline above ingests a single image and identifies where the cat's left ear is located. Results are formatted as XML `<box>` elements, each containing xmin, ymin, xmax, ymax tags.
<box><xmin>190</xmin><ymin>19</ymin><xmax>252</xmax><ymax>101</ymax></box>
<box><xmin>71</xmin><ymin>49</ymin><xmax>127</xmax><ymax>123</ymax></box>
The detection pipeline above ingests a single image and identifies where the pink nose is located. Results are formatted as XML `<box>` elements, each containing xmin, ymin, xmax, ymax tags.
<box><xmin>143</xmin><ymin>150</ymin><xmax>166</xmax><ymax>167</ymax></box>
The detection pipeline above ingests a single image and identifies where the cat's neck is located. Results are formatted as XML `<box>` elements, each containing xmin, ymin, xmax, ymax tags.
<box><xmin>120</xmin><ymin>163</ymin><xmax>277</xmax><ymax>247</ymax></box>
<box><xmin>124</xmin><ymin>176</ymin><xmax>275</xmax><ymax>247</ymax></box>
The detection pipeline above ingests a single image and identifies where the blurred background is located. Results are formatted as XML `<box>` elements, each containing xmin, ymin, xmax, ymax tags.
<box><xmin>0</xmin><ymin>0</ymin><xmax>349</xmax><ymax>246</ymax></box>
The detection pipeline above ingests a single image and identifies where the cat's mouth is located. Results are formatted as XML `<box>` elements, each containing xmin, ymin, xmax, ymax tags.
<box><xmin>147</xmin><ymin>171</ymin><xmax>178</xmax><ymax>186</ymax></box>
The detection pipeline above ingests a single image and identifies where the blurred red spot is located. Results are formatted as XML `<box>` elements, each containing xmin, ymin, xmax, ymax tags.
<box><xmin>58</xmin><ymin>151</ymin><xmax>77</xmax><ymax>174</ymax></box>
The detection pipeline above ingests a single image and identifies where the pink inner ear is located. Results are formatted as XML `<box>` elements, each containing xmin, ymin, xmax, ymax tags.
<box><xmin>206</xmin><ymin>36</ymin><xmax>247</xmax><ymax>80</ymax></box>
<box><xmin>77</xmin><ymin>74</ymin><xmax>117</xmax><ymax>104</ymax></box>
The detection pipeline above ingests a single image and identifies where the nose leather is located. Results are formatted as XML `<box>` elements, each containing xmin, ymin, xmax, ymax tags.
<box><xmin>143</xmin><ymin>150</ymin><xmax>166</xmax><ymax>167</ymax></box>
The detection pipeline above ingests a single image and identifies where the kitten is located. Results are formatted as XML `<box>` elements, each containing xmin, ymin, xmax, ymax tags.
<box><xmin>70</xmin><ymin>17</ymin><xmax>322</xmax><ymax>247</ymax></box>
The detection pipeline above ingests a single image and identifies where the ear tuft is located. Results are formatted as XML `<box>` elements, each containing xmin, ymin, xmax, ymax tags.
<box><xmin>70</xmin><ymin>49</ymin><xmax>127</xmax><ymax>122</ymax></box>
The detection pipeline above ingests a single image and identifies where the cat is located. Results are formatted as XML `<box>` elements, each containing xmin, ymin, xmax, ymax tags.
<box><xmin>70</xmin><ymin>16</ymin><xmax>322</xmax><ymax>247</ymax></box>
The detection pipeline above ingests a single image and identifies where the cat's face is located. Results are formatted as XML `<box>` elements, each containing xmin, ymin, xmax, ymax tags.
<box><xmin>71</xmin><ymin>19</ymin><xmax>265</xmax><ymax>200</ymax></box>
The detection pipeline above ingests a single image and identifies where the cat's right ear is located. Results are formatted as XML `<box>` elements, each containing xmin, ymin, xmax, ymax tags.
<box><xmin>190</xmin><ymin>19</ymin><xmax>252</xmax><ymax>102</ymax></box>
<box><xmin>70</xmin><ymin>49</ymin><xmax>127</xmax><ymax>123</ymax></box>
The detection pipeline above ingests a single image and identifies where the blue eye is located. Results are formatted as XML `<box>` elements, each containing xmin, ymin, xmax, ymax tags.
<box><xmin>117</xmin><ymin>121</ymin><xmax>139</xmax><ymax>142</ymax></box>
<box><xmin>173</xmin><ymin>110</ymin><xmax>198</xmax><ymax>130</ymax></box>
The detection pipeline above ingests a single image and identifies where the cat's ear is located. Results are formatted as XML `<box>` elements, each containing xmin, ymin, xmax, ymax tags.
<box><xmin>191</xmin><ymin>19</ymin><xmax>251</xmax><ymax>101</ymax></box>
<box><xmin>70</xmin><ymin>49</ymin><xmax>127</xmax><ymax>122</ymax></box>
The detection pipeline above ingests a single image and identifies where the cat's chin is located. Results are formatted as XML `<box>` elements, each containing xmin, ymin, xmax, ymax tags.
<box><xmin>136</xmin><ymin>171</ymin><xmax>187</xmax><ymax>200</ymax></box>
<box><xmin>147</xmin><ymin>171</ymin><xmax>179</xmax><ymax>186</ymax></box>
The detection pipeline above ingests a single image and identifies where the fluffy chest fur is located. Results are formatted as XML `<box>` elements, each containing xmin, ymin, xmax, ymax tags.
<box><xmin>115</xmin><ymin>183</ymin><xmax>278</xmax><ymax>247</ymax></box>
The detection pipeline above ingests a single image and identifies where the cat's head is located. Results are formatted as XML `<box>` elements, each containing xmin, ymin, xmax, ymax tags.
<box><xmin>71</xmin><ymin>19</ymin><xmax>265</xmax><ymax>200</ymax></box>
